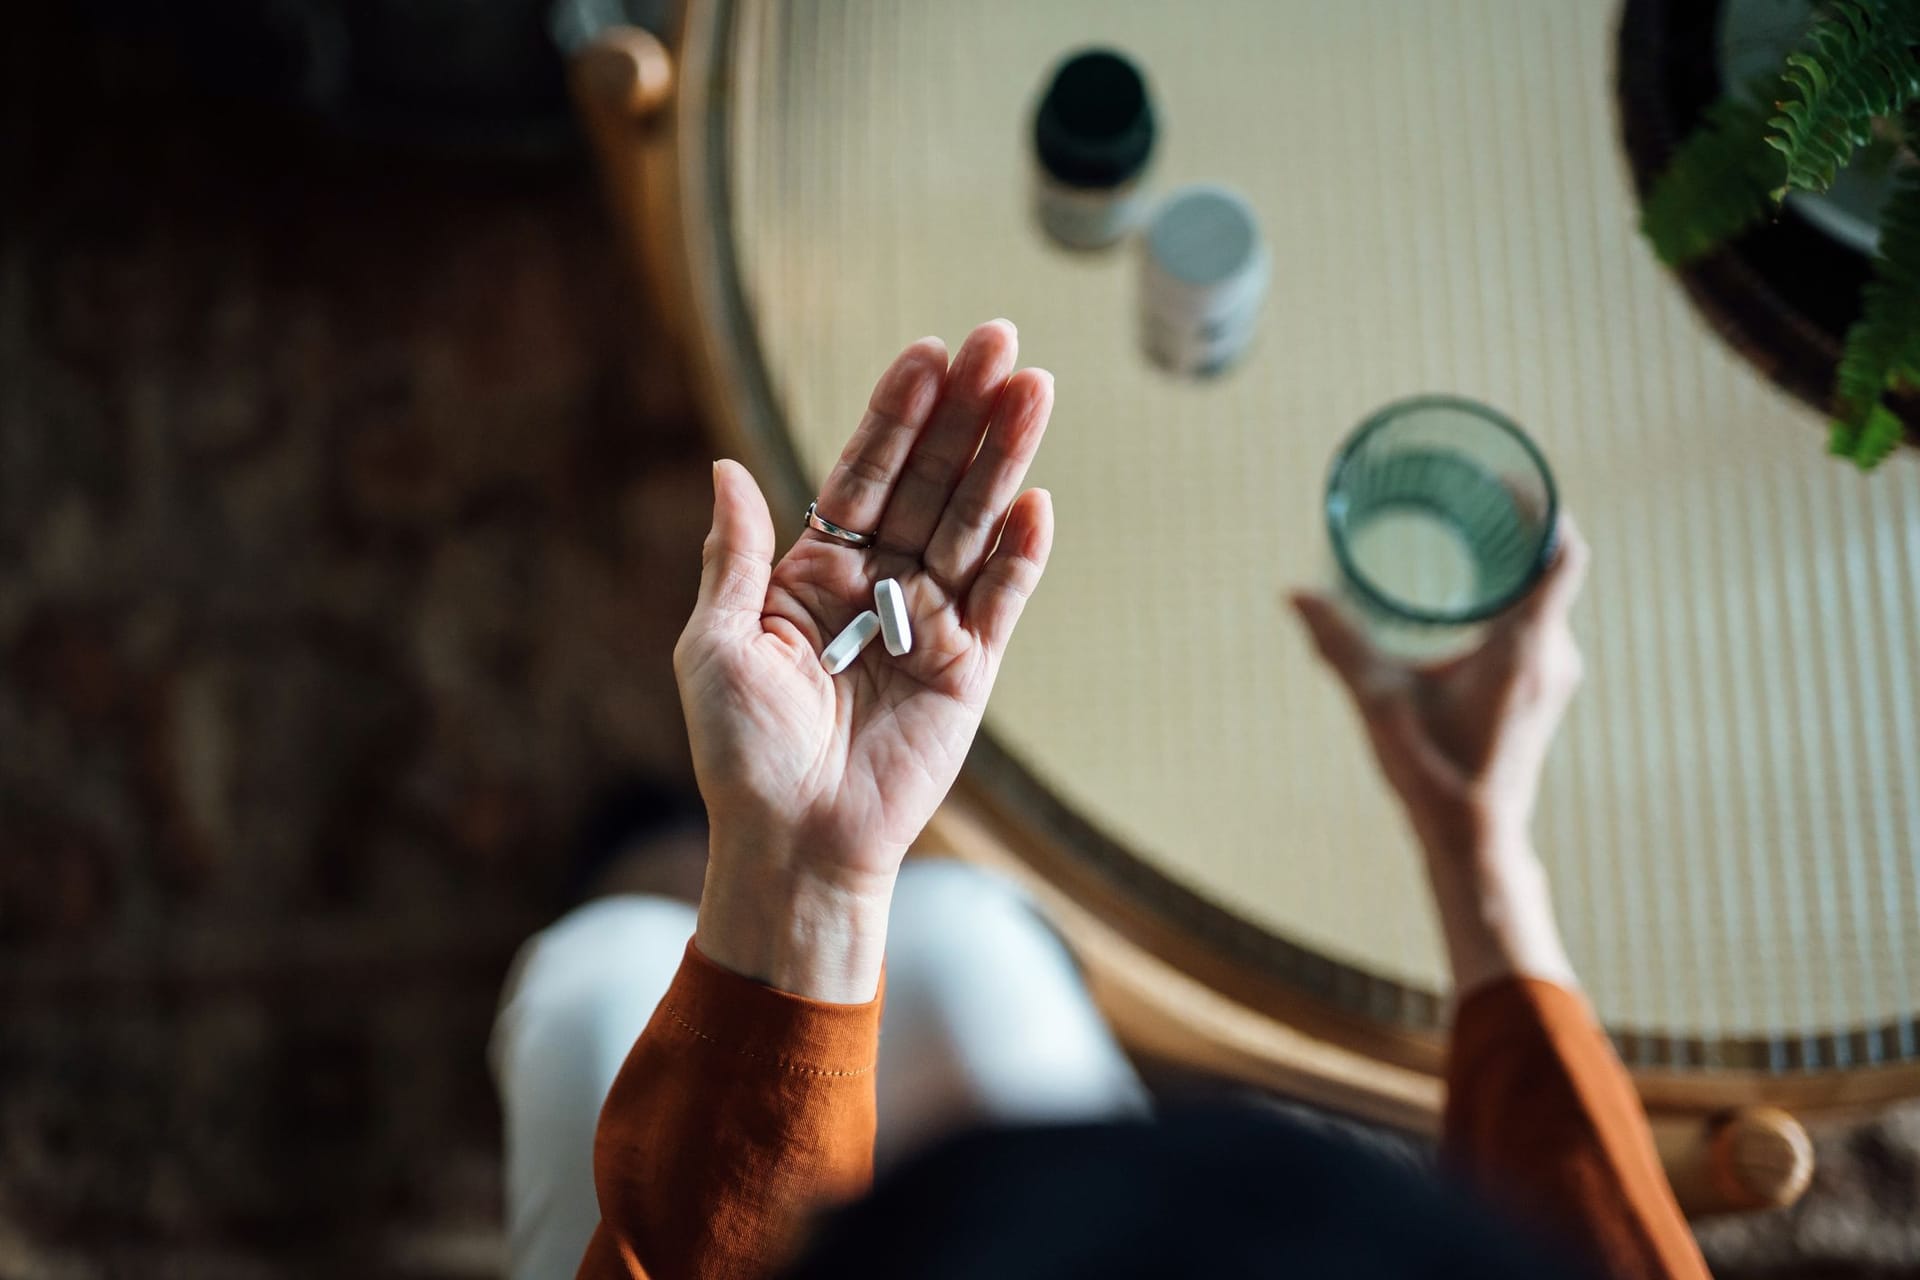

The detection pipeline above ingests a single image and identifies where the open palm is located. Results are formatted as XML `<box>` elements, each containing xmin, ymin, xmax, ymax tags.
<box><xmin>674</xmin><ymin>321</ymin><xmax>1053</xmax><ymax>893</ymax></box>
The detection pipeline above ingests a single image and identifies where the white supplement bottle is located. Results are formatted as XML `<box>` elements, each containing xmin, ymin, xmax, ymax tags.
<box><xmin>1139</xmin><ymin>185</ymin><xmax>1270</xmax><ymax>376</ymax></box>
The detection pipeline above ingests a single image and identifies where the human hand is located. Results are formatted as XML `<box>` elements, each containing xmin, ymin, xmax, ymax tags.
<box><xmin>1291</xmin><ymin>516</ymin><xmax>1589</xmax><ymax>863</ymax></box>
<box><xmin>674</xmin><ymin>321</ymin><xmax>1053</xmax><ymax>1000</ymax></box>
<box><xmin>1292</xmin><ymin>518</ymin><xmax>1590</xmax><ymax>993</ymax></box>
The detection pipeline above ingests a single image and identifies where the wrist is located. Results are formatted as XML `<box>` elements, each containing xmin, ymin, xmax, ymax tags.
<box><xmin>695</xmin><ymin>828</ymin><xmax>897</xmax><ymax>1003</ymax></box>
<box><xmin>1410</xmin><ymin>800</ymin><xmax>1532</xmax><ymax>870</ymax></box>
<box><xmin>1421</xmin><ymin>830</ymin><xmax>1578</xmax><ymax>997</ymax></box>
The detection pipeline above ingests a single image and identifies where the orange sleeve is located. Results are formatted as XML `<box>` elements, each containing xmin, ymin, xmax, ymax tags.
<box><xmin>1442</xmin><ymin>978</ymin><xmax>1710</xmax><ymax>1280</ymax></box>
<box><xmin>577</xmin><ymin>940</ymin><xmax>883</xmax><ymax>1280</ymax></box>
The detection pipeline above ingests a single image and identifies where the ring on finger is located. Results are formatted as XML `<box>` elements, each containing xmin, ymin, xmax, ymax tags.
<box><xmin>804</xmin><ymin>500</ymin><xmax>877</xmax><ymax>549</ymax></box>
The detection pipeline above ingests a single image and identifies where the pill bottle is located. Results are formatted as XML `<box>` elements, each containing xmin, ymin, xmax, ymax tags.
<box><xmin>1032</xmin><ymin>49</ymin><xmax>1155</xmax><ymax>251</ymax></box>
<box><xmin>1138</xmin><ymin>184</ymin><xmax>1269</xmax><ymax>376</ymax></box>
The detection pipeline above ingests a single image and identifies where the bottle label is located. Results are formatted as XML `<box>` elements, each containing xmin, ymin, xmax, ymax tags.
<box><xmin>1140</xmin><ymin>259</ymin><xmax>1269</xmax><ymax>375</ymax></box>
<box><xmin>1035</xmin><ymin>174</ymin><xmax>1149</xmax><ymax>250</ymax></box>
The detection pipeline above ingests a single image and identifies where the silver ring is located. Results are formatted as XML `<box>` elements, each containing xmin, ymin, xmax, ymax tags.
<box><xmin>804</xmin><ymin>500</ymin><xmax>876</xmax><ymax>548</ymax></box>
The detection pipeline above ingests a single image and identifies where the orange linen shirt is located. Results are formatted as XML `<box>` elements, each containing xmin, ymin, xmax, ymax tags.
<box><xmin>578</xmin><ymin>943</ymin><xmax>1709</xmax><ymax>1280</ymax></box>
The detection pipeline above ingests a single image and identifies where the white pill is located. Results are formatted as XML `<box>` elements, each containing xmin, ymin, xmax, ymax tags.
<box><xmin>874</xmin><ymin>578</ymin><xmax>912</xmax><ymax>656</ymax></box>
<box><xmin>820</xmin><ymin>610</ymin><xmax>881</xmax><ymax>675</ymax></box>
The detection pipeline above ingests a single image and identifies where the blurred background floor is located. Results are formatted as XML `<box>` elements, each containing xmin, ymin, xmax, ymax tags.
<box><xmin>3</xmin><ymin>6</ymin><xmax>1919</xmax><ymax>1279</ymax></box>
<box><xmin>0</xmin><ymin>10</ymin><xmax>707</xmax><ymax>1276</ymax></box>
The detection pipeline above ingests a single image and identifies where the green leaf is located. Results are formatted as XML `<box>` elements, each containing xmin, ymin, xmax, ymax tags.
<box><xmin>1836</xmin><ymin>169</ymin><xmax>1920</xmax><ymax>408</ymax></box>
<box><xmin>1831</xmin><ymin>168</ymin><xmax>1920</xmax><ymax>469</ymax></box>
<box><xmin>1766</xmin><ymin>0</ymin><xmax>1920</xmax><ymax>198</ymax></box>
<box><xmin>1641</xmin><ymin>86</ymin><xmax>1787</xmax><ymax>264</ymax></box>
<box><xmin>1828</xmin><ymin>417</ymin><xmax>1858</xmax><ymax>457</ymax></box>
<box><xmin>1831</xmin><ymin>402</ymin><xmax>1906</xmax><ymax>467</ymax></box>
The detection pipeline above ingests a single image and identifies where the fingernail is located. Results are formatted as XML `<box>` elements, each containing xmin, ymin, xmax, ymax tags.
<box><xmin>991</xmin><ymin>317</ymin><xmax>1017</xmax><ymax>335</ymax></box>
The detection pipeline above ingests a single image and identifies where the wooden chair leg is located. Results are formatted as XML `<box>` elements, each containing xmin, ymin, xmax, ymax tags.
<box><xmin>570</xmin><ymin>25</ymin><xmax>698</xmax><ymax>424</ymax></box>
<box><xmin>572</xmin><ymin>26</ymin><xmax>674</xmax><ymax>123</ymax></box>
<box><xmin>1655</xmin><ymin>1106</ymin><xmax>1815</xmax><ymax>1216</ymax></box>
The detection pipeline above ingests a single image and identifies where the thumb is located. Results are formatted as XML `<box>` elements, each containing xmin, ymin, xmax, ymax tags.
<box><xmin>1289</xmin><ymin>592</ymin><xmax>1386</xmax><ymax>700</ymax></box>
<box><xmin>1292</xmin><ymin>594</ymin><xmax>1461</xmax><ymax>804</ymax></box>
<box><xmin>1363</xmin><ymin>695</ymin><xmax>1462</xmax><ymax>799</ymax></box>
<box><xmin>694</xmin><ymin>460</ymin><xmax>776</xmax><ymax>626</ymax></box>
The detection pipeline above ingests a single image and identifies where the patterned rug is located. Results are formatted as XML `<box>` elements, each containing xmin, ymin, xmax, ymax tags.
<box><xmin>0</xmin><ymin>14</ymin><xmax>706</xmax><ymax>1275</ymax></box>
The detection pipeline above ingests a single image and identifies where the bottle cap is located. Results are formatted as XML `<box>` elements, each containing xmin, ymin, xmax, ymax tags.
<box><xmin>1145</xmin><ymin>186</ymin><xmax>1261</xmax><ymax>289</ymax></box>
<box><xmin>1034</xmin><ymin>49</ymin><xmax>1155</xmax><ymax>190</ymax></box>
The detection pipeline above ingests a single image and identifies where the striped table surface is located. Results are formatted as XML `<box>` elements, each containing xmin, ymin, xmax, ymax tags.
<box><xmin>710</xmin><ymin>0</ymin><xmax>1920</xmax><ymax>1071</ymax></box>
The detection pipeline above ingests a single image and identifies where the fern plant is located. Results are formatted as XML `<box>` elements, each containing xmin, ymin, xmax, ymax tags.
<box><xmin>1641</xmin><ymin>0</ymin><xmax>1920</xmax><ymax>468</ymax></box>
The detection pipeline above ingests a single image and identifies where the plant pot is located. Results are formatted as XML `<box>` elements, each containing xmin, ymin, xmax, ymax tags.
<box><xmin>1617</xmin><ymin>0</ymin><xmax>1920</xmax><ymax>447</ymax></box>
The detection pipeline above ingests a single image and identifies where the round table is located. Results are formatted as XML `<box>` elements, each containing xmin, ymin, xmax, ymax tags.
<box><xmin>580</xmin><ymin>0</ymin><xmax>1920</xmax><ymax>1127</ymax></box>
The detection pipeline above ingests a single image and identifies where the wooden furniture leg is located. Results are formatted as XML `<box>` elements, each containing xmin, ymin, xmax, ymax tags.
<box><xmin>1655</xmin><ymin>1107</ymin><xmax>1815</xmax><ymax>1216</ymax></box>
<box><xmin>571</xmin><ymin>25</ymin><xmax>696</xmax><ymax>423</ymax></box>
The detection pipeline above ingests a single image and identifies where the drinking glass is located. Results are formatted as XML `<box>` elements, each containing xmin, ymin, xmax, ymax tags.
<box><xmin>1326</xmin><ymin>395</ymin><xmax>1558</xmax><ymax>656</ymax></box>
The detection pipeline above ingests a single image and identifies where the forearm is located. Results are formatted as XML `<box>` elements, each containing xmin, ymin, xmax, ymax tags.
<box><xmin>582</xmin><ymin>938</ymin><xmax>885</xmax><ymax>1280</ymax></box>
<box><xmin>1418</xmin><ymin>819</ymin><xmax>1576</xmax><ymax>998</ymax></box>
<box><xmin>694</xmin><ymin>826</ymin><xmax>897</xmax><ymax>1004</ymax></box>
<box><xmin>1441</xmin><ymin>980</ymin><xmax>1709</xmax><ymax>1279</ymax></box>
<box><xmin>580</xmin><ymin>836</ymin><xmax>894</xmax><ymax>1280</ymax></box>
<box><xmin>1429</xmin><ymin>828</ymin><xmax>1707</xmax><ymax>1278</ymax></box>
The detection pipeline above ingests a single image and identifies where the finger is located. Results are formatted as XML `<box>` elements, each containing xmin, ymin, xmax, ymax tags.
<box><xmin>876</xmin><ymin>319</ymin><xmax>1019</xmax><ymax>557</ymax></box>
<box><xmin>693</xmin><ymin>459</ymin><xmax>776</xmax><ymax>628</ymax></box>
<box><xmin>808</xmin><ymin>336</ymin><xmax>950</xmax><ymax>537</ymax></box>
<box><xmin>924</xmin><ymin>367</ymin><xmax>1054</xmax><ymax>590</ymax></box>
<box><xmin>1508</xmin><ymin>510</ymin><xmax>1590</xmax><ymax>628</ymax></box>
<box><xmin>1289</xmin><ymin>592</ymin><xmax>1388</xmax><ymax>700</ymax></box>
<box><xmin>966</xmin><ymin>487</ymin><xmax>1054</xmax><ymax>655</ymax></box>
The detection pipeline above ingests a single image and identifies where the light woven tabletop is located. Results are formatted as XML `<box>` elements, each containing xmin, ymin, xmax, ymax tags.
<box><xmin>718</xmin><ymin>0</ymin><xmax>1920</xmax><ymax>1066</ymax></box>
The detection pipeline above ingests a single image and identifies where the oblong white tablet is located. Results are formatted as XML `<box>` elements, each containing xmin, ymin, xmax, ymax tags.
<box><xmin>874</xmin><ymin>578</ymin><xmax>912</xmax><ymax>656</ymax></box>
<box><xmin>821</xmin><ymin>610</ymin><xmax>881</xmax><ymax>675</ymax></box>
